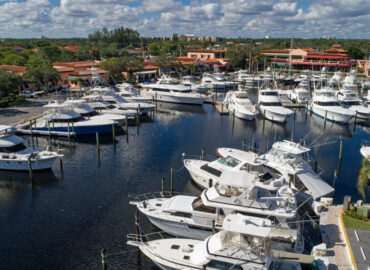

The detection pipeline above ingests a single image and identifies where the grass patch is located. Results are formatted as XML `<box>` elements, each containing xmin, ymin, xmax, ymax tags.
<box><xmin>343</xmin><ymin>215</ymin><xmax>370</xmax><ymax>231</ymax></box>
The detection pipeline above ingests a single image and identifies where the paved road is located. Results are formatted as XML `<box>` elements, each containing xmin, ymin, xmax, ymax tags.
<box><xmin>0</xmin><ymin>94</ymin><xmax>65</xmax><ymax>125</ymax></box>
<box><xmin>347</xmin><ymin>228</ymin><xmax>370</xmax><ymax>270</ymax></box>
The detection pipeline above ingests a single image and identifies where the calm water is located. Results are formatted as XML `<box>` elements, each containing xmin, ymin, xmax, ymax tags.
<box><xmin>0</xmin><ymin>94</ymin><xmax>369</xmax><ymax>269</ymax></box>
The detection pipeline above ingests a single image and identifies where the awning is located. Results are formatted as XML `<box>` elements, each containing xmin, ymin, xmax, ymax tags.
<box><xmin>296</xmin><ymin>171</ymin><xmax>334</xmax><ymax>199</ymax></box>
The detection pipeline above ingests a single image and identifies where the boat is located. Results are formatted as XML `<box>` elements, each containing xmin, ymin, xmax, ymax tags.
<box><xmin>127</xmin><ymin>213</ymin><xmax>302</xmax><ymax>270</ymax></box>
<box><xmin>140</xmin><ymin>76</ymin><xmax>207</xmax><ymax>105</ymax></box>
<box><xmin>0</xmin><ymin>125</ymin><xmax>59</xmax><ymax>171</ymax></box>
<box><xmin>34</xmin><ymin>102</ymin><xmax>117</xmax><ymax>135</ymax></box>
<box><xmin>223</xmin><ymin>91</ymin><xmax>257</xmax><ymax>120</ymax></box>
<box><xmin>328</xmin><ymin>71</ymin><xmax>342</xmax><ymax>88</ymax></box>
<box><xmin>336</xmin><ymin>90</ymin><xmax>370</xmax><ymax>121</ymax></box>
<box><xmin>201</xmin><ymin>73</ymin><xmax>238</xmax><ymax>91</ymax></box>
<box><xmin>294</xmin><ymin>71</ymin><xmax>311</xmax><ymax>85</ymax></box>
<box><xmin>88</xmin><ymin>86</ymin><xmax>155</xmax><ymax>114</ymax></box>
<box><xmin>341</xmin><ymin>70</ymin><xmax>359</xmax><ymax>91</ymax></box>
<box><xmin>361</xmin><ymin>79</ymin><xmax>370</xmax><ymax>91</ymax></box>
<box><xmin>308</xmin><ymin>88</ymin><xmax>355</xmax><ymax>124</ymax></box>
<box><xmin>217</xmin><ymin>141</ymin><xmax>335</xmax><ymax>213</ymax></box>
<box><xmin>258</xmin><ymin>89</ymin><xmax>293</xmax><ymax>123</ymax></box>
<box><xmin>277</xmin><ymin>90</ymin><xmax>293</xmax><ymax>106</ymax></box>
<box><xmin>131</xmin><ymin>177</ymin><xmax>303</xmax><ymax>252</ymax></box>
<box><xmin>180</xmin><ymin>76</ymin><xmax>208</xmax><ymax>94</ymax></box>
<box><xmin>360</xmin><ymin>141</ymin><xmax>370</xmax><ymax>159</ymax></box>
<box><xmin>184</xmin><ymin>150</ymin><xmax>287</xmax><ymax>193</ymax></box>
<box><xmin>116</xmin><ymin>83</ymin><xmax>153</xmax><ymax>103</ymax></box>
<box><xmin>288</xmin><ymin>83</ymin><xmax>311</xmax><ymax>105</ymax></box>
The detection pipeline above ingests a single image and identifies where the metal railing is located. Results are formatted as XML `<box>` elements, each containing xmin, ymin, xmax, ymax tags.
<box><xmin>128</xmin><ymin>191</ymin><xmax>189</xmax><ymax>202</ymax></box>
<box><xmin>127</xmin><ymin>231</ymin><xmax>174</xmax><ymax>244</ymax></box>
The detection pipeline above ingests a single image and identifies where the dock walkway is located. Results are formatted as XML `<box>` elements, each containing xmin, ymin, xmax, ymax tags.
<box><xmin>320</xmin><ymin>205</ymin><xmax>354</xmax><ymax>270</ymax></box>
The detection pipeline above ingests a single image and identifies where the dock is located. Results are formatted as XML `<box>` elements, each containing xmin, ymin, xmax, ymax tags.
<box><xmin>273</xmin><ymin>250</ymin><xmax>314</xmax><ymax>264</ymax></box>
<box><xmin>15</xmin><ymin>128</ymin><xmax>76</xmax><ymax>137</ymax></box>
<box><xmin>319</xmin><ymin>205</ymin><xmax>354</xmax><ymax>269</ymax></box>
<box><xmin>214</xmin><ymin>101</ymin><xmax>229</xmax><ymax>115</ymax></box>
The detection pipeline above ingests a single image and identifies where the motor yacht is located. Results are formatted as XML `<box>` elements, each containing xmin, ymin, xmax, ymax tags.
<box><xmin>131</xmin><ymin>176</ymin><xmax>303</xmax><ymax>253</ymax></box>
<box><xmin>308</xmin><ymin>88</ymin><xmax>355</xmax><ymax>124</ymax></box>
<box><xmin>83</xmin><ymin>96</ymin><xmax>137</xmax><ymax>119</ymax></box>
<box><xmin>223</xmin><ymin>91</ymin><xmax>257</xmax><ymax>120</ymax></box>
<box><xmin>34</xmin><ymin>102</ymin><xmax>117</xmax><ymax>135</ymax></box>
<box><xmin>277</xmin><ymin>90</ymin><xmax>293</xmax><ymax>106</ymax></box>
<box><xmin>0</xmin><ymin>125</ymin><xmax>59</xmax><ymax>171</ymax></box>
<box><xmin>88</xmin><ymin>87</ymin><xmax>155</xmax><ymax>113</ymax></box>
<box><xmin>180</xmin><ymin>76</ymin><xmax>208</xmax><ymax>94</ymax></box>
<box><xmin>116</xmin><ymin>83</ymin><xmax>153</xmax><ymax>103</ymax></box>
<box><xmin>201</xmin><ymin>73</ymin><xmax>238</xmax><ymax>91</ymax></box>
<box><xmin>360</xmin><ymin>141</ymin><xmax>370</xmax><ymax>159</ymax></box>
<box><xmin>289</xmin><ymin>83</ymin><xmax>311</xmax><ymax>104</ymax></box>
<box><xmin>184</xmin><ymin>150</ymin><xmax>287</xmax><ymax>193</ymax></box>
<box><xmin>216</xmin><ymin>141</ymin><xmax>335</xmax><ymax>213</ymax></box>
<box><xmin>140</xmin><ymin>76</ymin><xmax>207</xmax><ymax>105</ymax></box>
<box><xmin>294</xmin><ymin>71</ymin><xmax>311</xmax><ymax>85</ymax></box>
<box><xmin>127</xmin><ymin>213</ymin><xmax>303</xmax><ymax>270</ymax></box>
<box><xmin>342</xmin><ymin>70</ymin><xmax>359</xmax><ymax>91</ymax></box>
<box><xmin>336</xmin><ymin>90</ymin><xmax>370</xmax><ymax>121</ymax></box>
<box><xmin>328</xmin><ymin>71</ymin><xmax>342</xmax><ymax>88</ymax></box>
<box><xmin>258</xmin><ymin>89</ymin><xmax>293</xmax><ymax>123</ymax></box>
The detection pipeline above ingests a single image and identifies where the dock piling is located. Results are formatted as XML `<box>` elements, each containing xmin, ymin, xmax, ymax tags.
<box><xmin>161</xmin><ymin>177</ymin><xmax>165</xmax><ymax>197</ymax></box>
<box><xmin>242</xmin><ymin>139</ymin><xmax>246</xmax><ymax>151</ymax></box>
<box><xmin>170</xmin><ymin>167</ymin><xmax>174</xmax><ymax>195</ymax></box>
<box><xmin>323</xmin><ymin>110</ymin><xmax>328</xmax><ymax>130</ymax></box>
<box><xmin>27</xmin><ymin>158</ymin><xmax>33</xmax><ymax>183</ymax></box>
<box><xmin>112</xmin><ymin>124</ymin><xmax>115</xmax><ymax>143</ymax></box>
<box><xmin>135</xmin><ymin>211</ymin><xmax>140</xmax><ymax>241</ymax></box>
<box><xmin>100</xmin><ymin>249</ymin><xmax>107</xmax><ymax>270</ymax></box>
<box><xmin>314</xmin><ymin>161</ymin><xmax>318</xmax><ymax>173</ymax></box>
<box><xmin>212</xmin><ymin>220</ymin><xmax>216</xmax><ymax>234</ymax></box>
<box><xmin>201</xmin><ymin>147</ymin><xmax>205</xmax><ymax>160</ymax></box>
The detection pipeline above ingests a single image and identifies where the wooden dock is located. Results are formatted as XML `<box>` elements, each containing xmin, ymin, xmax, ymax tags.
<box><xmin>15</xmin><ymin>128</ymin><xmax>76</xmax><ymax>137</ymax></box>
<box><xmin>214</xmin><ymin>101</ymin><xmax>229</xmax><ymax>115</ymax></box>
<box><xmin>272</xmin><ymin>250</ymin><xmax>314</xmax><ymax>264</ymax></box>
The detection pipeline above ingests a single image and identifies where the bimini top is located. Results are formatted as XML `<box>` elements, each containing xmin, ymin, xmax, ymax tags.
<box><xmin>0</xmin><ymin>134</ymin><xmax>24</xmax><ymax>147</ymax></box>
<box><xmin>222</xmin><ymin>214</ymin><xmax>272</xmax><ymax>237</ymax></box>
<box><xmin>272</xmin><ymin>140</ymin><xmax>310</xmax><ymax>155</ymax></box>
<box><xmin>43</xmin><ymin>102</ymin><xmax>71</xmax><ymax>109</ymax></box>
<box><xmin>219</xmin><ymin>171</ymin><xmax>254</xmax><ymax>189</ymax></box>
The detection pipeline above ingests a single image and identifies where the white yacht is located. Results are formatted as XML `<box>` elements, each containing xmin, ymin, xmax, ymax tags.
<box><xmin>308</xmin><ymin>88</ymin><xmax>355</xmax><ymax>124</ymax></box>
<box><xmin>180</xmin><ymin>76</ymin><xmax>208</xmax><ymax>94</ymax></box>
<box><xmin>184</xmin><ymin>150</ymin><xmax>287</xmax><ymax>193</ymax></box>
<box><xmin>83</xmin><ymin>96</ymin><xmax>137</xmax><ymax>119</ymax></box>
<box><xmin>289</xmin><ymin>83</ymin><xmax>311</xmax><ymax>104</ymax></box>
<box><xmin>116</xmin><ymin>83</ymin><xmax>153</xmax><ymax>103</ymax></box>
<box><xmin>223</xmin><ymin>91</ymin><xmax>257</xmax><ymax>120</ymax></box>
<box><xmin>328</xmin><ymin>71</ymin><xmax>342</xmax><ymax>88</ymax></box>
<box><xmin>235</xmin><ymin>70</ymin><xmax>263</xmax><ymax>87</ymax></box>
<box><xmin>131</xmin><ymin>176</ymin><xmax>303</xmax><ymax>252</ymax></box>
<box><xmin>140</xmin><ymin>76</ymin><xmax>207</xmax><ymax>105</ymax></box>
<box><xmin>294</xmin><ymin>71</ymin><xmax>311</xmax><ymax>85</ymax></box>
<box><xmin>336</xmin><ymin>90</ymin><xmax>370</xmax><ymax>121</ymax></box>
<box><xmin>35</xmin><ymin>102</ymin><xmax>118</xmax><ymax>135</ymax></box>
<box><xmin>342</xmin><ymin>70</ymin><xmax>359</xmax><ymax>91</ymax></box>
<box><xmin>258</xmin><ymin>89</ymin><xmax>293</xmax><ymax>123</ymax></box>
<box><xmin>0</xmin><ymin>125</ymin><xmax>59</xmax><ymax>171</ymax></box>
<box><xmin>127</xmin><ymin>214</ymin><xmax>302</xmax><ymax>270</ymax></box>
<box><xmin>88</xmin><ymin>87</ymin><xmax>155</xmax><ymax>113</ymax></box>
<box><xmin>277</xmin><ymin>90</ymin><xmax>293</xmax><ymax>105</ymax></box>
<box><xmin>362</xmin><ymin>79</ymin><xmax>370</xmax><ymax>91</ymax></box>
<box><xmin>217</xmin><ymin>141</ymin><xmax>335</xmax><ymax>212</ymax></box>
<box><xmin>234</xmin><ymin>70</ymin><xmax>251</xmax><ymax>83</ymax></box>
<box><xmin>201</xmin><ymin>73</ymin><xmax>238</xmax><ymax>91</ymax></box>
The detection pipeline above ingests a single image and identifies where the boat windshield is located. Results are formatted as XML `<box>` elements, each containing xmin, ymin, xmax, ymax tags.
<box><xmin>314</xmin><ymin>101</ymin><xmax>340</xmax><ymax>106</ymax></box>
<box><xmin>217</xmin><ymin>156</ymin><xmax>241</xmax><ymax>168</ymax></box>
<box><xmin>0</xmin><ymin>143</ymin><xmax>27</xmax><ymax>153</ymax></box>
<box><xmin>261</xmin><ymin>91</ymin><xmax>278</xmax><ymax>96</ymax></box>
<box><xmin>192</xmin><ymin>198</ymin><xmax>216</xmax><ymax>213</ymax></box>
<box><xmin>345</xmin><ymin>101</ymin><xmax>361</xmax><ymax>105</ymax></box>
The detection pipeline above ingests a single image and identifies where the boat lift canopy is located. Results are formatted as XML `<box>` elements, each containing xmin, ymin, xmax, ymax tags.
<box><xmin>297</xmin><ymin>171</ymin><xmax>334</xmax><ymax>199</ymax></box>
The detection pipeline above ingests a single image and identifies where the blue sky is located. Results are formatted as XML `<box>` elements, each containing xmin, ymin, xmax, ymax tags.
<box><xmin>0</xmin><ymin>0</ymin><xmax>369</xmax><ymax>38</ymax></box>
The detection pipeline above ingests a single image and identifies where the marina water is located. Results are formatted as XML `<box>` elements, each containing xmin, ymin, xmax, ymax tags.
<box><xmin>0</xmin><ymin>95</ymin><xmax>369</xmax><ymax>269</ymax></box>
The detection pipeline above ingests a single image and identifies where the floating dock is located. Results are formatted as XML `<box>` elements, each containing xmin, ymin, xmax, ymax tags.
<box><xmin>15</xmin><ymin>128</ymin><xmax>76</xmax><ymax>137</ymax></box>
<box><xmin>214</xmin><ymin>101</ymin><xmax>229</xmax><ymax>115</ymax></box>
<box><xmin>272</xmin><ymin>250</ymin><xmax>314</xmax><ymax>264</ymax></box>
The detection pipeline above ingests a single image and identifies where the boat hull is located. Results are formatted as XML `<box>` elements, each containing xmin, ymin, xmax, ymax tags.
<box><xmin>309</xmin><ymin>105</ymin><xmax>353</xmax><ymax>124</ymax></box>
<box><xmin>0</xmin><ymin>156</ymin><xmax>57</xmax><ymax>171</ymax></box>
<box><xmin>259</xmin><ymin>106</ymin><xmax>290</xmax><ymax>123</ymax></box>
<box><xmin>36</xmin><ymin>123</ymin><xmax>116</xmax><ymax>135</ymax></box>
<box><xmin>144</xmin><ymin>92</ymin><xmax>205</xmax><ymax>105</ymax></box>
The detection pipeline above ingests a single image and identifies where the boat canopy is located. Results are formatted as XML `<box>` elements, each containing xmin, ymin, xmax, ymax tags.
<box><xmin>217</xmin><ymin>148</ymin><xmax>266</xmax><ymax>166</ymax></box>
<box><xmin>272</xmin><ymin>140</ymin><xmax>310</xmax><ymax>155</ymax></box>
<box><xmin>219</xmin><ymin>171</ymin><xmax>254</xmax><ymax>188</ymax></box>
<box><xmin>297</xmin><ymin>171</ymin><xmax>334</xmax><ymax>199</ymax></box>
<box><xmin>0</xmin><ymin>134</ymin><xmax>24</xmax><ymax>147</ymax></box>
<box><xmin>222</xmin><ymin>214</ymin><xmax>272</xmax><ymax>237</ymax></box>
<box><xmin>0</xmin><ymin>125</ymin><xmax>12</xmax><ymax>132</ymax></box>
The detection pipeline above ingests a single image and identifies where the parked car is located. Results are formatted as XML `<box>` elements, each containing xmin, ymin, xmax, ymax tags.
<box><xmin>19</xmin><ymin>91</ymin><xmax>38</xmax><ymax>98</ymax></box>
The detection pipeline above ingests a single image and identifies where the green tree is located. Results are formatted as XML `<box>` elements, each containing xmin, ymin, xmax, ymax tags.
<box><xmin>346</xmin><ymin>47</ymin><xmax>365</xmax><ymax>59</ymax></box>
<box><xmin>59</xmin><ymin>49</ymin><xmax>76</xmax><ymax>62</ymax></box>
<box><xmin>39</xmin><ymin>45</ymin><xmax>61</xmax><ymax>62</ymax></box>
<box><xmin>99</xmin><ymin>57</ymin><xmax>124</xmax><ymax>83</ymax></box>
<box><xmin>0</xmin><ymin>69</ymin><xmax>22</xmax><ymax>98</ymax></box>
<box><xmin>26</xmin><ymin>66</ymin><xmax>60</xmax><ymax>90</ymax></box>
<box><xmin>226</xmin><ymin>46</ymin><xmax>249</xmax><ymax>69</ymax></box>
<box><xmin>1</xmin><ymin>54</ymin><xmax>26</xmax><ymax>66</ymax></box>
<box><xmin>358</xmin><ymin>158</ymin><xmax>370</xmax><ymax>200</ymax></box>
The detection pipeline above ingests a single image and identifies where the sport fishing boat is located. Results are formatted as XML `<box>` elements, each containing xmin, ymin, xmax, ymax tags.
<box><xmin>277</xmin><ymin>90</ymin><xmax>293</xmax><ymax>106</ymax></box>
<box><xmin>184</xmin><ymin>150</ymin><xmax>287</xmax><ymax>193</ymax></box>
<box><xmin>308</xmin><ymin>88</ymin><xmax>355</xmax><ymax>124</ymax></box>
<box><xmin>342</xmin><ymin>69</ymin><xmax>359</xmax><ymax>91</ymax></box>
<box><xmin>223</xmin><ymin>91</ymin><xmax>257</xmax><ymax>120</ymax></box>
<box><xmin>217</xmin><ymin>141</ymin><xmax>335</xmax><ymax>213</ymax></box>
<box><xmin>140</xmin><ymin>76</ymin><xmax>207</xmax><ymax>105</ymax></box>
<box><xmin>127</xmin><ymin>213</ymin><xmax>303</xmax><ymax>270</ymax></box>
<box><xmin>0</xmin><ymin>125</ymin><xmax>59</xmax><ymax>171</ymax></box>
<box><xmin>258</xmin><ymin>89</ymin><xmax>293</xmax><ymax>123</ymax></box>
<box><xmin>328</xmin><ymin>71</ymin><xmax>342</xmax><ymax>88</ymax></box>
<box><xmin>116</xmin><ymin>83</ymin><xmax>153</xmax><ymax>103</ymax></box>
<box><xmin>294</xmin><ymin>70</ymin><xmax>311</xmax><ymax>85</ymax></box>
<box><xmin>180</xmin><ymin>76</ymin><xmax>208</xmax><ymax>94</ymax></box>
<box><xmin>289</xmin><ymin>82</ymin><xmax>311</xmax><ymax>104</ymax></box>
<box><xmin>201</xmin><ymin>73</ymin><xmax>238</xmax><ymax>91</ymax></box>
<box><xmin>130</xmin><ymin>177</ymin><xmax>303</xmax><ymax>253</ymax></box>
<box><xmin>336</xmin><ymin>90</ymin><xmax>370</xmax><ymax>121</ymax></box>
<box><xmin>34</xmin><ymin>102</ymin><xmax>117</xmax><ymax>135</ymax></box>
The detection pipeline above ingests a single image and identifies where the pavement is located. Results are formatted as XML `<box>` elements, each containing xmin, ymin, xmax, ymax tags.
<box><xmin>347</xmin><ymin>228</ymin><xmax>370</xmax><ymax>270</ymax></box>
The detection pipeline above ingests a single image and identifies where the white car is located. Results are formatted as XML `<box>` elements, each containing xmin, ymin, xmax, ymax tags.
<box><xmin>20</xmin><ymin>91</ymin><xmax>38</xmax><ymax>98</ymax></box>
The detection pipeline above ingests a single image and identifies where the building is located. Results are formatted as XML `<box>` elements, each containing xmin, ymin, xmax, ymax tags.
<box><xmin>261</xmin><ymin>45</ymin><xmax>355</xmax><ymax>72</ymax></box>
<box><xmin>187</xmin><ymin>49</ymin><xmax>226</xmax><ymax>60</ymax></box>
<box><xmin>64</xmin><ymin>46</ymin><xmax>80</xmax><ymax>52</ymax></box>
<box><xmin>122</xmin><ymin>61</ymin><xmax>160</xmax><ymax>82</ymax></box>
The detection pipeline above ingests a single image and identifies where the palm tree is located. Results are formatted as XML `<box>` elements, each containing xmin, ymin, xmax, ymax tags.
<box><xmin>358</xmin><ymin>158</ymin><xmax>370</xmax><ymax>200</ymax></box>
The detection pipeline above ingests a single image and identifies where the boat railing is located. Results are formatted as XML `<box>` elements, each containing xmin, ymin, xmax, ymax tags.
<box><xmin>182</xmin><ymin>154</ymin><xmax>217</xmax><ymax>162</ymax></box>
<box><xmin>128</xmin><ymin>191</ymin><xmax>189</xmax><ymax>202</ymax></box>
<box><xmin>127</xmin><ymin>231</ymin><xmax>174</xmax><ymax>244</ymax></box>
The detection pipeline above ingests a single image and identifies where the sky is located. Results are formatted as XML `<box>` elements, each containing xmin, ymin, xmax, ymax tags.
<box><xmin>0</xmin><ymin>0</ymin><xmax>369</xmax><ymax>39</ymax></box>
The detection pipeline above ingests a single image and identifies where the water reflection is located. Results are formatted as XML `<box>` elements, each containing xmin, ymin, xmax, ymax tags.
<box><xmin>308</xmin><ymin>113</ymin><xmax>353</xmax><ymax>138</ymax></box>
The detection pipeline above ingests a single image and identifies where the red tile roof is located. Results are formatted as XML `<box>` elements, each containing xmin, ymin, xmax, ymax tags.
<box><xmin>187</xmin><ymin>49</ymin><xmax>226</xmax><ymax>53</ymax></box>
<box><xmin>64</xmin><ymin>46</ymin><xmax>80</xmax><ymax>52</ymax></box>
<box><xmin>0</xmin><ymin>65</ymin><xmax>26</xmax><ymax>75</ymax></box>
